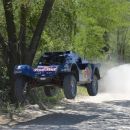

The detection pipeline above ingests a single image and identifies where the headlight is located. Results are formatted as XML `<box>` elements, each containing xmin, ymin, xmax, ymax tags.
<box><xmin>17</xmin><ymin>66</ymin><xmax>22</xmax><ymax>69</ymax></box>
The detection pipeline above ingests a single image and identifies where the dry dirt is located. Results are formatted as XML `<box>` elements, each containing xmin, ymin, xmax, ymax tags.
<box><xmin>0</xmin><ymin>93</ymin><xmax>130</xmax><ymax>130</ymax></box>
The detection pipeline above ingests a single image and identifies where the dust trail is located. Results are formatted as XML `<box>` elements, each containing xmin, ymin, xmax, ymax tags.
<box><xmin>75</xmin><ymin>64</ymin><xmax>130</xmax><ymax>103</ymax></box>
<box><xmin>97</xmin><ymin>64</ymin><xmax>130</xmax><ymax>102</ymax></box>
<box><xmin>100</xmin><ymin>64</ymin><xmax>130</xmax><ymax>94</ymax></box>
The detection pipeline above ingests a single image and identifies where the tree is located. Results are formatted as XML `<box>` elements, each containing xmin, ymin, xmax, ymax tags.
<box><xmin>73</xmin><ymin>0</ymin><xmax>130</xmax><ymax>60</ymax></box>
<box><xmin>37</xmin><ymin>0</ymin><xmax>76</xmax><ymax>52</ymax></box>
<box><xmin>116</xmin><ymin>27</ymin><xmax>128</xmax><ymax>62</ymax></box>
<box><xmin>0</xmin><ymin>0</ymin><xmax>55</xmax><ymax>101</ymax></box>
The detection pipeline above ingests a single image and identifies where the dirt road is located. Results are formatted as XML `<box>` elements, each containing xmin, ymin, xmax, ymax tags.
<box><xmin>1</xmin><ymin>93</ymin><xmax>130</xmax><ymax>130</ymax></box>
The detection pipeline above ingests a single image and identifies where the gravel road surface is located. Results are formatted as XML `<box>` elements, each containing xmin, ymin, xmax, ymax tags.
<box><xmin>1</xmin><ymin>93</ymin><xmax>130</xmax><ymax>130</ymax></box>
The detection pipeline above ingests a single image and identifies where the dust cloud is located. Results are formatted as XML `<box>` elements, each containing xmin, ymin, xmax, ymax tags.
<box><xmin>98</xmin><ymin>64</ymin><xmax>130</xmax><ymax>101</ymax></box>
<box><xmin>76</xmin><ymin>64</ymin><xmax>130</xmax><ymax>103</ymax></box>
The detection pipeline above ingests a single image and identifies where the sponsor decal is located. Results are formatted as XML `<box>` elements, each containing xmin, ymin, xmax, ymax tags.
<box><xmin>34</xmin><ymin>66</ymin><xmax>58</xmax><ymax>72</ymax></box>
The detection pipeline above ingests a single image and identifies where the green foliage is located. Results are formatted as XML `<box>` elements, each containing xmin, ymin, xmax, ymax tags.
<box><xmin>33</xmin><ymin>0</ymin><xmax>77</xmax><ymax>63</ymax></box>
<box><xmin>1</xmin><ymin>0</ymin><xmax>130</xmax><ymax>60</ymax></box>
<box><xmin>28</xmin><ymin>87</ymin><xmax>64</xmax><ymax>107</ymax></box>
<box><xmin>37</xmin><ymin>0</ymin><xmax>76</xmax><ymax>53</ymax></box>
<box><xmin>73</xmin><ymin>0</ymin><xmax>130</xmax><ymax>59</ymax></box>
<box><xmin>77</xmin><ymin>87</ymin><xmax>88</xmax><ymax>96</ymax></box>
<box><xmin>0</xmin><ymin>64</ymin><xmax>10</xmax><ymax>102</ymax></box>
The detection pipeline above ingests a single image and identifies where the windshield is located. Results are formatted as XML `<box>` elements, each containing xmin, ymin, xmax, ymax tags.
<box><xmin>38</xmin><ymin>55</ymin><xmax>66</xmax><ymax>65</ymax></box>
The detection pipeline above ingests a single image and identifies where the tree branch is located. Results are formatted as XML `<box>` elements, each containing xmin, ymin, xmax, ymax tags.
<box><xmin>25</xmin><ymin>0</ymin><xmax>55</xmax><ymax>65</ymax></box>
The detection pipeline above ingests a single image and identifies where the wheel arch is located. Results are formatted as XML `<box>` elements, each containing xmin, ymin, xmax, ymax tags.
<box><xmin>94</xmin><ymin>67</ymin><xmax>100</xmax><ymax>80</ymax></box>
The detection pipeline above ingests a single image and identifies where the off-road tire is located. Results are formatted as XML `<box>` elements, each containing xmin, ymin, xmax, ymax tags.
<box><xmin>63</xmin><ymin>74</ymin><xmax>77</xmax><ymax>99</ymax></box>
<box><xmin>87</xmin><ymin>75</ymin><xmax>98</xmax><ymax>96</ymax></box>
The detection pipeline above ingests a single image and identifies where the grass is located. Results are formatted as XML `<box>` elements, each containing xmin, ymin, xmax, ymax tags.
<box><xmin>27</xmin><ymin>86</ymin><xmax>88</xmax><ymax>106</ymax></box>
<box><xmin>28</xmin><ymin>87</ymin><xmax>64</xmax><ymax>107</ymax></box>
<box><xmin>77</xmin><ymin>86</ymin><xmax>88</xmax><ymax>96</ymax></box>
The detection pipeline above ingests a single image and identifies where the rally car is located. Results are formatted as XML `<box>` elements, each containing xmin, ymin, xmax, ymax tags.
<box><xmin>14</xmin><ymin>51</ymin><xmax>100</xmax><ymax>103</ymax></box>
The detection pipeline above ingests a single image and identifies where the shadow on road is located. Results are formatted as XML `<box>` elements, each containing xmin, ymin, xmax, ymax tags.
<box><xmin>16</xmin><ymin>99</ymin><xmax>130</xmax><ymax>125</ymax></box>
<box><xmin>17</xmin><ymin>113</ymin><xmax>99</xmax><ymax>126</ymax></box>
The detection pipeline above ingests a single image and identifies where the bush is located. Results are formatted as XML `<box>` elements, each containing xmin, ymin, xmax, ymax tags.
<box><xmin>28</xmin><ymin>87</ymin><xmax>64</xmax><ymax>107</ymax></box>
<box><xmin>0</xmin><ymin>66</ymin><xmax>10</xmax><ymax>102</ymax></box>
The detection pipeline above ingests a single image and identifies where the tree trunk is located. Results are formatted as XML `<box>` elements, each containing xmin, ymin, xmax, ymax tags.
<box><xmin>102</xmin><ymin>31</ymin><xmax>110</xmax><ymax>53</ymax></box>
<box><xmin>18</xmin><ymin>4</ymin><xmax>28</xmax><ymax>64</ymax></box>
<box><xmin>2</xmin><ymin>0</ymin><xmax>55</xmax><ymax>102</ymax></box>
<box><xmin>117</xmin><ymin>27</ymin><xmax>128</xmax><ymax>62</ymax></box>
<box><xmin>0</xmin><ymin>33</ymin><xmax>8</xmax><ymax>65</ymax></box>
<box><xmin>3</xmin><ymin>0</ymin><xmax>19</xmax><ymax>101</ymax></box>
<box><xmin>3</xmin><ymin>0</ymin><xmax>19</xmax><ymax>63</ymax></box>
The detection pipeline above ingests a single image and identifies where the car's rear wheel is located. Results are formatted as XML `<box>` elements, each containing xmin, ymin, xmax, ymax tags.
<box><xmin>15</xmin><ymin>76</ymin><xmax>28</xmax><ymax>104</ymax></box>
<box><xmin>63</xmin><ymin>74</ymin><xmax>77</xmax><ymax>99</ymax></box>
<box><xmin>44</xmin><ymin>86</ymin><xmax>57</xmax><ymax>97</ymax></box>
<box><xmin>86</xmin><ymin>75</ymin><xmax>98</xmax><ymax>96</ymax></box>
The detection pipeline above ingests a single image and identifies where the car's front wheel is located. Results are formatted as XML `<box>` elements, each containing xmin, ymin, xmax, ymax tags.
<box><xmin>63</xmin><ymin>74</ymin><xmax>77</xmax><ymax>99</ymax></box>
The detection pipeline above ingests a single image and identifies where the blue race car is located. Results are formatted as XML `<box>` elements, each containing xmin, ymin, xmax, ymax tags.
<box><xmin>14</xmin><ymin>51</ymin><xmax>100</xmax><ymax>103</ymax></box>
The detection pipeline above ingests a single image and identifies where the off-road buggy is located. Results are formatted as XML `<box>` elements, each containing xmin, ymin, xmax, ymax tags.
<box><xmin>14</xmin><ymin>51</ymin><xmax>100</xmax><ymax>103</ymax></box>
